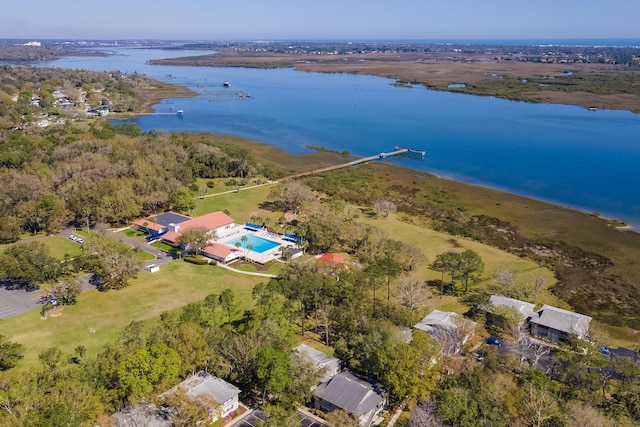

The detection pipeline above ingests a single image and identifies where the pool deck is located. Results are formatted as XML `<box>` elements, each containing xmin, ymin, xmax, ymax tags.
<box><xmin>213</xmin><ymin>226</ymin><xmax>295</xmax><ymax>264</ymax></box>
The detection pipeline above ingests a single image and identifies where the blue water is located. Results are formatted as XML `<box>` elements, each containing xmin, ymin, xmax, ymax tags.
<box><xmin>226</xmin><ymin>235</ymin><xmax>280</xmax><ymax>253</ymax></box>
<box><xmin>36</xmin><ymin>48</ymin><xmax>640</xmax><ymax>228</ymax></box>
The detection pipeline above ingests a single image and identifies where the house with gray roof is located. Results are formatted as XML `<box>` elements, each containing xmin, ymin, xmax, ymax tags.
<box><xmin>111</xmin><ymin>373</ymin><xmax>240</xmax><ymax>426</ymax></box>
<box><xmin>161</xmin><ymin>372</ymin><xmax>240</xmax><ymax>422</ymax></box>
<box><xmin>413</xmin><ymin>310</ymin><xmax>477</xmax><ymax>355</ymax></box>
<box><xmin>488</xmin><ymin>294</ymin><xmax>536</xmax><ymax>328</ymax></box>
<box><xmin>489</xmin><ymin>295</ymin><xmax>536</xmax><ymax>319</ymax></box>
<box><xmin>295</xmin><ymin>344</ymin><xmax>341</xmax><ymax>385</ymax></box>
<box><xmin>314</xmin><ymin>371</ymin><xmax>386</xmax><ymax>427</ymax></box>
<box><xmin>529</xmin><ymin>305</ymin><xmax>592</xmax><ymax>342</ymax></box>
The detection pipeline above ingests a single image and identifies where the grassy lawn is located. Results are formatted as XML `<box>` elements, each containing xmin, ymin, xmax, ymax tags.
<box><xmin>122</xmin><ymin>228</ymin><xmax>149</xmax><ymax>238</ymax></box>
<box><xmin>151</xmin><ymin>241</ymin><xmax>178</xmax><ymax>253</ymax></box>
<box><xmin>194</xmin><ymin>184</ymin><xmax>280</xmax><ymax>225</ymax></box>
<box><xmin>134</xmin><ymin>249</ymin><xmax>156</xmax><ymax>261</ymax></box>
<box><xmin>361</xmin><ymin>214</ymin><xmax>562</xmax><ymax>307</ymax></box>
<box><xmin>232</xmin><ymin>262</ymin><xmax>285</xmax><ymax>276</ymax></box>
<box><xmin>0</xmin><ymin>236</ymin><xmax>82</xmax><ymax>260</ymax></box>
<box><xmin>0</xmin><ymin>261</ymin><xmax>263</xmax><ymax>370</ymax></box>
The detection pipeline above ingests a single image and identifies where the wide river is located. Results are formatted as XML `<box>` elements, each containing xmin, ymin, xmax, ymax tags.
<box><xmin>38</xmin><ymin>48</ymin><xmax>640</xmax><ymax>228</ymax></box>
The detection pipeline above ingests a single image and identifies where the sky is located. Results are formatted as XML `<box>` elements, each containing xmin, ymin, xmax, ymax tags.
<box><xmin>2</xmin><ymin>0</ymin><xmax>639</xmax><ymax>41</ymax></box>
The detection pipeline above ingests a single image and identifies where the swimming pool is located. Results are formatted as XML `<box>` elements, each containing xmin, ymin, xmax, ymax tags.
<box><xmin>226</xmin><ymin>234</ymin><xmax>280</xmax><ymax>254</ymax></box>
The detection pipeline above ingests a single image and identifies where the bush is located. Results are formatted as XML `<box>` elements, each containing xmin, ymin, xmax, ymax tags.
<box><xmin>209</xmin><ymin>260</ymin><xmax>217</xmax><ymax>266</ymax></box>
<box><xmin>183</xmin><ymin>255</ymin><xmax>209</xmax><ymax>265</ymax></box>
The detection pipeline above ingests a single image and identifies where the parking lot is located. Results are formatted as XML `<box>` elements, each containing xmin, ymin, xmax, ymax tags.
<box><xmin>233</xmin><ymin>410</ymin><xmax>328</xmax><ymax>427</ymax></box>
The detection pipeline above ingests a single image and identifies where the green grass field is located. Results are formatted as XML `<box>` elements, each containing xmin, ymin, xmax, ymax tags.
<box><xmin>361</xmin><ymin>215</ymin><xmax>562</xmax><ymax>307</ymax></box>
<box><xmin>0</xmin><ymin>236</ymin><xmax>82</xmax><ymax>259</ymax></box>
<box><xmin>194</xmin><ymin>184</ymin><xmax>279</xmax><ymax>223</ymax></box>
<box><xmin>0</xmin><ymin>261</ymin><xmax>265</xmax><ymax>370</ymax></box>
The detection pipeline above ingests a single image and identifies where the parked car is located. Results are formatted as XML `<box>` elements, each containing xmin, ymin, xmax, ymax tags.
<box><xmin>598</xmin><ymin>345</ymin><xmax>611</xmax><ymax>355</ymax></box>
<box><xmin>487</xmin><ymin>336</ymin><xmax>503</xmax><ymax>348</ymax></box>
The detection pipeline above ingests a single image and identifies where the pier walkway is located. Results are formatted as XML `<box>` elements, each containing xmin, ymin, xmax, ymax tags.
<box><xmin>278</xmin><ymin>147</ymin><xmax>425</xmax><ymax>182</ymax></box>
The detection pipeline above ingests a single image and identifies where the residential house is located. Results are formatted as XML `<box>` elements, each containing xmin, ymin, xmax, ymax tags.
<box><xmin>529</xmin><ymin>305</ymin><xmax>592</xmax><ymax>342</ymax></box>
<box><xmin>413</xmin><ymin>310</ymin><xmax>477</xmax><ymax>355</ymax></box>
<box><xmin>161</xmin><ymin>372</ymin><xmax>240</xmax><ymax>423</ymax></box>
<box><xmin>314</xmin><ymin>371</ymin><xmax>386</xmax><ymax>427</ymax></box>
<box><xmin>112</xmin><ymin>373</ymin><xmax>240</xmax><ymax>426</ymax></box>
<box><xmin>295</xmin><ymin>344</ymin><xmax>341</xmax><ymax>385</ymax></box>
<box><xmin>110</xmin><ymin>400</ymin><xmax>169</xmax><ymax>427</ymax></box>
<box><xmin>488</xmin><ymin>294</ymin><xmax>536</xmax><ymax>328</ymax></box>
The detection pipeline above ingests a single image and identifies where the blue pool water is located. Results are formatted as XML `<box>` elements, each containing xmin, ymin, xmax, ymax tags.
<box><xmin>226</xmin><ymin>234</ymin><xmax>280</xmax><ymax>253</ymax></box>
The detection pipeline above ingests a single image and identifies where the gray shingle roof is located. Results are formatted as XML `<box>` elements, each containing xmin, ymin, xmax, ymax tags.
<box><xmin>295</xmin><ymin>344</ymin><xmax>341</xmax><ymax>384</ymax></box>
<box><xmin>489</xmin><ymin>295</ymin><xmax>536</xmax><ymax>319</ymax></box>
<box><xmin>530</xmin><ymin>305</ymin><xmax>592</xmax><ymax>338</ymax></box>
<box><xmin>161</xmin><ymin>372</ymin><xmax>240</xmax><ymax>405</ymax></box>
<box><xmin>314</xmin><ymin>371</ymin><xmax>384</xmax><ymax>416</ymax></box>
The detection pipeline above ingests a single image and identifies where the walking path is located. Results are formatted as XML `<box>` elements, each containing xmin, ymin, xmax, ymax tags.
<box><xmin>215</xmin><ymin>262</ymin><xmax>278</xmax><ymax>278</ymax></box>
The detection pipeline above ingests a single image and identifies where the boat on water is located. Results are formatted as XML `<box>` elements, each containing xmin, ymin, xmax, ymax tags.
<box><xmin>223</xmin><ymin>81</ymin><xmax>231</xmax><ymax>87</ymax></box>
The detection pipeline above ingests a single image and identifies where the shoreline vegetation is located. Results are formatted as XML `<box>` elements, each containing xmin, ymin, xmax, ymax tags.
<box><xmin>148</xmin><ymin>42</ymin><xmax>640</xmax><ymax>114</ymax></box>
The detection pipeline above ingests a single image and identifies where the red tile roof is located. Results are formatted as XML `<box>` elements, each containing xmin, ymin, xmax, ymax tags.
<box><xmin>317</xmin><ymin>253</ymin><xmax>346</xmax><ymax>265</ymax></box>
<box><xmin>162</xmin><ymin>211</ymin><xmax>235</xmax><ymax>244</ymax></box>
<box><xmin>202</xmin><ymin>243</ymin><xmax>240</xmax><ymax>260</ymax></box>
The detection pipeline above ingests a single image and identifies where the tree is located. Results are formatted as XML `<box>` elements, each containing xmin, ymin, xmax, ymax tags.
<box><xmin>430</xmin><ymin>252</ymin><xmax>459</xmax><ymax>295</ymax></box>
<box><xmin>0</xmin><ymin>241</ymin><xmax>64</xmax><ymax>287</ymax></box>
<box><xmin>170</xmin><ymin>187</ymin><xmax>196</xmax><ymax>213</ymax></box>
<box><xmin>219</xmin><ymin>288</ymin><xmax>236</xmax><ymax>323</ymax></box>
<box><xmin>43</xmin><ymin>278</ymin><xmax>83</xmax><ymax>305</ymax></box>
<box><xmin>520</xmin><ymin>383</ymin><xmax>560</xmax><ymax>427</ymax></box>
<box><xmin>373</xmin><ymin>199</ymin><xmax>397</xmax><ymax>217</ymax></box>
<box><xmin>271</xmin><ymin>181</ymin><xmax>314</xmax><ymax>215</ymax></box>
<box><xmin>161</xmin><ymin>387</ymin><xmax>217</xmax><ymax>427</ymax></box>
<box><xmin>81</xmin><ymin>233</ymin><xmax>142</xmax><ymax>290</ymax></box>
<box><xmin>495</xmin><ymin>264</ymin><xmax>519</xmax><ymax>297</ymax></box>
<box><xmin>255</xmin><ymin>345</ymin><xmax>291</xmax><ymax>401</ymax></box>
<box><xmin>176</xmin><ymin>225</ymin><xmax>211</xmax><ymax>256</ymax></box>
<box><xmin>564</xmin><ymin>402</ymin><xmax>615</xmax><ymax>427</ymax></box>
<box><xmin>38</xmin><ymin>347</ymin><xmax>63</xmax><ymax>373</ymax></box>
<box><xmin>397</xmin><ymin>276</ymin><xmax>429</xmax><ymax>312</ymax></box>
<box><xmin>204</xmin><ymin>293</ymin><xmax>220</xmax><ymax>326</ymax></box>
<box><xmin>0</xmin><ymin>335</ymin><xmax>25</xmax><ymax>371</ymax></box>
<box><xmin>118</xmin><ymin>344</ymin><xmax>182</xmax><ymax>403</ymax></box>
<box><xmin>325</xmin><ymin>409</ymin><xmax>358</xmax><ymax>427</ymax></box>
<box><xmin>457</xmin><ymin>250</ymin><xmax>484</xmax><ymax>293</ymax></box>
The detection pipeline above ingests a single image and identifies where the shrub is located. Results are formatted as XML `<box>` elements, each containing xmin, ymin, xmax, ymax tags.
<box><xmin>183</xmin><ymin>255</ymin><xmax>209</xmax><ymax>265</ymax></box>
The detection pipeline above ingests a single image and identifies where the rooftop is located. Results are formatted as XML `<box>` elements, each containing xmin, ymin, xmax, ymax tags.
<box><xmin>489</xmin><ymin>294</ymin><xmax>536</xmax><ymax>318</ymax></box>
<box><xmin>530</xmin><ymin>304</ymin><xmax>592</xmax><ymax>338</ymax></box>
<box><xmin>314</xmin><ymin>371</ymin><xmax>384</xmax><ymax>417</ymax></box>
<box><xmin>161</xmin><ymin>372</ymin><xmax>240</xmax><ymax>405</ymax></box>
<box><xmin>295</xmin><ymin>344</ymin><xmax>341</xmax><ymax>384</ymax></box>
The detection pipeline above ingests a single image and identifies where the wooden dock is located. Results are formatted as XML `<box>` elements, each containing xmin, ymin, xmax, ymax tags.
<box><xmin>278</xmin><ymin>147</ymin><xmax>425</xmax><ymax>182</ymax></box>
